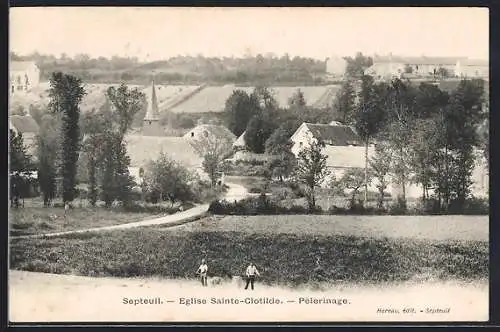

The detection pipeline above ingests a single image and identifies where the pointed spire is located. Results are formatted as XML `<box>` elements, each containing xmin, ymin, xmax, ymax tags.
<box><xmin>144</xmin><ymin>76</ymin><xmax>159</xmax><ymax>121</ymax></box>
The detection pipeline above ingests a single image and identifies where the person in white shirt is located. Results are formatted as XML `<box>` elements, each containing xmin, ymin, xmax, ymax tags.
<box><xmin>244</xmin><ymin>262</ymin><xmax>260</xmax><ymax>290</ymax></box>
<box><xmin>197</xmin><ymin>259</ymin><xmax>208</xmax><ymax>287</ymax></box>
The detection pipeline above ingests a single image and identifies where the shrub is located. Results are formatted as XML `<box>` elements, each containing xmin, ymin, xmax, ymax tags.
<box><xmin>388</xmin><ymin>197</ymin><xmax>408</xmax><ymax>215</ymax></box>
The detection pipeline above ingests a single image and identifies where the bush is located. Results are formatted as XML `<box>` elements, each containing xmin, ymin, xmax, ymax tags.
<box><xmin>208</xmin><ymin>195</ymin><xmax>318</xmax><ymax>215</ymax></box>
<box><xmin>388</xmin><ymin>197</ymin><xmax>408</xmax><ymax>215</ymax></box>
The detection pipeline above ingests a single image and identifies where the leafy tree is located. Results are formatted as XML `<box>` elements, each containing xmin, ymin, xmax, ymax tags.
<box><xmin>369</xmin><ymin>142</ymin><xmax>393</xmax><ymax>208</ymax></box>
<box><xmin>265</xmin><ymin>127</ymin><xmax>297</xmax><ymax>182</ymax></box>
<box><xmin>344</xmin><ymin>52</ymin><xmax>373</xmax><ymax>77</ymax></box>
<box><xmin>333</xmin><ymin>79</ymin><xmax>356</xmax><ymax>123</ymax></box>
<box><xmin>144</xmin><ymin>153</ymin><xmax>195</xmax><ymax>205</ymax></box>
<box><xmin>99</xmin><ymin>133</ymin><xmax>135</xmax><ymax>207</ymax></box>
<box><xmin>190</xmin><ymin>134</ymin><xmax>233</xmax><ymax>186</ymax></box>
<box><xmin>288</xmin><ymin>88</ymin><xmax>307</xmax><ymax>109</ymax></box>
<box><xmin>9</xmin><ymin>130</ymin><xmax>33</xmax><ymax>173</ymax></box>
<box><xmin>338</xmin><ymin>168</ymin><xmax>370</xmax><ymax>207</ymax></box>
<box><xmin>294</xmin><ymin>140</ymin><xmax>330</xmax><ymax>212</ymax></box>
<box><xmin>224</xmin><ymin>89</ymin><xmax>260</xmax><ymax>137</ymax></box>
<box><xmin>48</xmin><ymin>72</ymin><xmax>86</xmax><ymax>203</ymax></box>
<box><xmin>105</xmin><ymin>83</ymin><xmax>145</xmax><ymax>140</ymax></box>
<box><xmin>404</xmin><ymin>64</ymin><xmax>413</xmax><ymax>74</ymax></box>
<box><xmin>36</xmin><ymin>114</ymin><xmax>61</xmax><ymax>206</ymax></box>
<box><xmin>352</xmin><ymin>75</ymin><xmax>387</xmax><ymax>204</ymax></box>
<box><xmin>436</xmin><ymin>67</ymin><xmax>450</xmax><ymax>78</ymax></box>
<box><xmin>245</xmin><ymin>113</ymin><xmax>277</xmax><ymax>154</ymax></box>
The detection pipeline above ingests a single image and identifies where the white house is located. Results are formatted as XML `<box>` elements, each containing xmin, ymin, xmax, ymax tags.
<box><xmin>10</xmin><ymin>61</ymin><xmax>40</xmax><ymax>94</ymax></box>
<box><xmin>290</xmin><ymin>122</ymin><xmax>373</xmax><ymax>180</ymax></box>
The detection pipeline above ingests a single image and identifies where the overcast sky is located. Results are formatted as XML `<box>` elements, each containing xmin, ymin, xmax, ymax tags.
<box><xmin>10</xmin><ymin>7</ymin><xmax>489</xmax><ymax>61</ymax></box>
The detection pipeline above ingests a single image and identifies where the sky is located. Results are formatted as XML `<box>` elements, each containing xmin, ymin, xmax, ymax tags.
<box><xmin>10</xmin><ymin>7</ymin><xmax>489</xmax><ymax>61</ymax></box>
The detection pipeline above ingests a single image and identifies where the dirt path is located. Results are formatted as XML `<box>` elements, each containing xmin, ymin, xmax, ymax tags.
<box><xmin>9</xmin><ymin>270</ymin><xmax>488</xmax><ymax>322</ymax></box>
<box><xmin>10</xmin><ymin>182</ymin><xmax>248</xmax><ymax>240</ymax></box>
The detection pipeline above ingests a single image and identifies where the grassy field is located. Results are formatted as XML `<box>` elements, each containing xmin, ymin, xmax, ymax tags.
<box><xmin>166</xmin><ymin>215</ymin><xmax>489</xmax><ymax>241</ymax></box>
<box><xmin>10</xmin><ymin>214</ymin><xmax>488</xmax><ymax>287</ymax></box>
<box><xmin>9</xmin><ymin>198</ymin><xmax>179</xmax><ymax>236</ymax></box>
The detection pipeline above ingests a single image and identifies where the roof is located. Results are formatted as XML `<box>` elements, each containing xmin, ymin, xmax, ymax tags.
<box><xmin>304</xmin><ymin>123</ymin><xmax>361</xmax><ymax>146</ymax></box>
<box><xmin>144</xmin><ymin>81</ymin><xmax>160</xmax><ymax>120</ymax></box>
<box><xmin>183</xmin><ymin>124</ymin><xmax>236</xmax><ymax>143</ymax></box>
<box><xmin>233</xmin><ymin>131</ymin><xmax>246</xmax><ymax>147</ymax></box>
<box><xmin>323</xmin><ymin>145</ymin><xmax>375</xmax><ymax>168</ymax></box>
<box><xmin>10</xmin><ymin>115</ymin><xmax>39</xmax><ymax>134</ymax></box>
<box><xmin>10</xmin><ymin>61</ymin><xmax>38</xmax><ymax>72</ymax></box>
<box><xmin>373</xmin><ymin>55</ymin><xmax>466</xmax><ymax>66</ymax></box>
<box><xmin>125</xmin><ymin>135</ymin><xmax>202</xmax><ymax>168</ymax></box>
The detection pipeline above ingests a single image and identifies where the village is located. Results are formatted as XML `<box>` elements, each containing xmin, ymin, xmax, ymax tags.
<box><xmin>8</xmin><ymin>7</ymin><xmax>490</xmax><ymax>323</ymax></box>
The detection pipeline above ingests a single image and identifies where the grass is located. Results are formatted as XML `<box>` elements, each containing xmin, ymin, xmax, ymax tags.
<box><xmin>8</xmin><ymin>197</ymin><xmax>180</xmax><ymax>236</ymax></box>
<box><xmin>169</xmin><ymin>215</ymin><xmax>488</xmax><ymax>242</ymax></box>
<box><xmin>10</xmin><ymin>226</ymin><xmax>488</xmax><ymax>287</ymax></box>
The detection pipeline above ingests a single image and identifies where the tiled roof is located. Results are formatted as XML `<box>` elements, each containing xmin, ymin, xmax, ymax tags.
<box><xmin>183</xmin><ymin>124</ymin><xmax>236</xmax><ymax>143</ymax></box>
<box><xmin>10</xmin><ymin>115</ymin><xmax>39</xmax><ymax>134</ymax></box>
<box><xmin>10</xmin><ymin>61</ymin><xmax>38</xmax><ymax>71</ymax></box>
<box><xmin>305</xmin><ymin>123</ymin><xmax>361</xmax><ymax>146</ymax></box>
<box><xmin>125</xmin><ymin>135</ymin><xmax>202</xmax><ymax>169</ymax></box>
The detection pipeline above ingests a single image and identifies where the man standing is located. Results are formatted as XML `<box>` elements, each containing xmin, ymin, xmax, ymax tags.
<box><xmin>197</xmin><ymin>259</ymin><xmax>208</xmax><ymax>287</ymax></box>
<box><xmin>244</xmin><ymin>262</ymin><xmax>260</xmax><ymax>290</ymax></box>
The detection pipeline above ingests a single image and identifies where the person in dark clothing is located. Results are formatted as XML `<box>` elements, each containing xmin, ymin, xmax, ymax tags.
<box><xmin>244</xmin><ymin>262</ymin><xmax>260</xmax><ymax>290</ymax></box>
<box><xmin>11</xmin><ymin>184</ymin><xmax>20</xmax><ymax>208</ymax></box>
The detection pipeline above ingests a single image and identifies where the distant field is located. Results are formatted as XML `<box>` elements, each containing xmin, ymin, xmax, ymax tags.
<box><xmin>167</xmin><ymin>214</ymin><xmax>489</xmax><ymax>242</ymax></box>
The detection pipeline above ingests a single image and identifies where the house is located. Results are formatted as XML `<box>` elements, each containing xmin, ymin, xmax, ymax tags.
<box><xmin>10</xmin><ymin>61</ymin><xmax>40</xmax><ymax>94</ymax></box>
<box><xmin>326</xmin><ymin>56</ymin><xmax>347</xmax><ymax>78</ymax></box>
<box><xmin>290</xmin><ymin>122</ymin><xmax>371</xmax><ymax>179</ymax></box>
<box><xmin>455</xmin><ymin>58</ymin><xmax>489</xmax><ymax>79</ymax></box>
<box><xmin>365</xmin><ymin>54</ymin><xmax>467</xmax><ymax>79</ymax></box>
<box><xmin>125</xmin><ymin>135</ymin><xmax>206</xmax><ymax>185</ymax></box>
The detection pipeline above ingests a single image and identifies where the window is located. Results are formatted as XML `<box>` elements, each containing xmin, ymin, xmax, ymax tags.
<box><xmin>299</xmin><ymin>142</ymin><xmax>303</xmax><ymax>147</ymax></box>
<box><xmin>11</xmin><ymin>86</ymin><xmax>14</xmax><ymax>93</ymax></box>
<box><xmin>191</xmin><ymin>132</ymin><xmax>194</xmax><ymax>137</ymax></box>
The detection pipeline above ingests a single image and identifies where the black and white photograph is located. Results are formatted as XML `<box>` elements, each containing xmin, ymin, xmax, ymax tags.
<box><xmin>8</xmin><ymin>7</ymin><xmax>489</xmax><ymax>322</ymax></box>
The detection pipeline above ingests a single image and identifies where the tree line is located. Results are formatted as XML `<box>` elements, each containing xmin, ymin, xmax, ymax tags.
<box><xmin>11</xmin><ymin>51</ymin><xmax>373</xmax><ymax>85</ymax></box>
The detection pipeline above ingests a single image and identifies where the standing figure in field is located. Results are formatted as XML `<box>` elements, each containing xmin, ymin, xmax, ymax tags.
<box><xmin>244</xmin><ymin>262</ymin><xmax>260</xmax><ymax>290</ymax></box>
<box><xmin>197</xmin><ymin>259</ymin><xmax>208</xmax><ymax>287</ymax></box>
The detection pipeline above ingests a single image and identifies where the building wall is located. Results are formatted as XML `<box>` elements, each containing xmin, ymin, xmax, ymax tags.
<box><xmin>142</xmin><ymin>120</ymin><xmax>165</xmax><ymax>136</ymax></box>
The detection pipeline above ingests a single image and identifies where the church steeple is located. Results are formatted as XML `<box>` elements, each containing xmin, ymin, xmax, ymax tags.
<box><xmin>142</xmin><ymin>72</ymin><xmax>164</xmax><ymax>136</ymax></box>
<box><xmin>144</xmin><ymin>78</ymin><xmax>159</xmax><ymax>121</ymax></box>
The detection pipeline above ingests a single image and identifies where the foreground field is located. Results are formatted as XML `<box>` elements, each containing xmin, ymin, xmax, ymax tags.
<box><xmin>169</xmin><ymin>215</ymin><xmax>489</xmax><ymax>242</ymax></box>
<box><xmin>9</xmin><ymin>270</ymin><xmax>488</xmax><ymax>322</ymax></box>
<box><xmin>10</xmin><ymin>218</ymin><xmax>488</xmax><ymax>286</ymax></box>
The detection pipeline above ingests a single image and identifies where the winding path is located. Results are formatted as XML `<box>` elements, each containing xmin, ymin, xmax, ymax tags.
<box><xmin>11</xmin><ymin>182</ymin><xmax>248</xmax><ymax>240</ymax></box>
